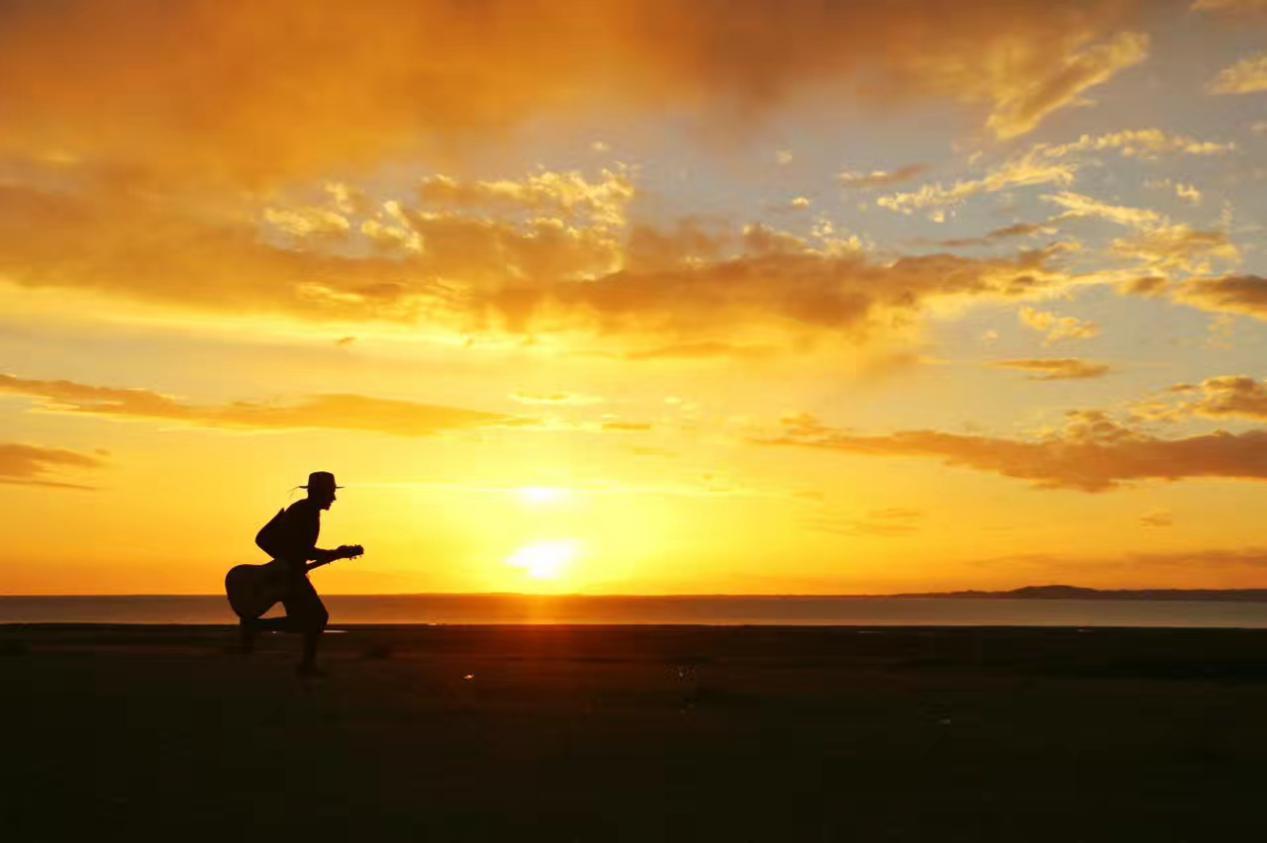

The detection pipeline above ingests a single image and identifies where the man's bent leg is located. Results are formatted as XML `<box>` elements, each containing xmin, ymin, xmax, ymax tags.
<box><xmin>282</xmin><ymin>577</ymin><xmax>329</xmax><ymax>674</ymax></box>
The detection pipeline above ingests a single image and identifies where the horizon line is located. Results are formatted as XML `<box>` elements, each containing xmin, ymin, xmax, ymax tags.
<box><xmin>5</xmin><ymin>585</ymin><xmax>1267</xmax><ymax>600</ymax></box>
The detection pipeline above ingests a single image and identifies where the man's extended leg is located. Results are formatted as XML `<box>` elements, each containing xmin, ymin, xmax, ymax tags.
<box><xmin>253</xmin><ymin>617</ymin><xmax>293</xmax><ymax>631</ymax></box>
<box><xmin>238</xmin><ymin>599</ymin><xmax>284</xmax><ymax>652</ymax></box>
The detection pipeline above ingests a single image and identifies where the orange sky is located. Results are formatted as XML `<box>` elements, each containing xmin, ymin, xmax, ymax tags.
<box><xmin>4</xmin><ymin>0</ymin><xmax>1267</xmax><ymax>594</ymax></box>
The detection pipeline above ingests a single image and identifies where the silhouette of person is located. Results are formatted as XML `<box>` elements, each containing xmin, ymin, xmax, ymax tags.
<box><xmin>239</xmin><ymin>471</ymin><xmax>361</xmax><ymax>676</ymax></box>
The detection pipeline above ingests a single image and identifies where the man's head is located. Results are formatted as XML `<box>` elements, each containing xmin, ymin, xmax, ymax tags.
<box><xmin>302</xmin><ymin>471</ymin><xmax>341</xmax><ymax>510</ymax></box>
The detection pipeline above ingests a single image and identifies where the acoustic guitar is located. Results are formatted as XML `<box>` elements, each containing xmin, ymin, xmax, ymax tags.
<box><xmin>224</xmin><ymin>545</ymin><xmax>363</xmax><ymax>620</ymax></box>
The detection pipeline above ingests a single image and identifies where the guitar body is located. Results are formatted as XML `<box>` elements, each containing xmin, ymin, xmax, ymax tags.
<box><xmin>225</xmin><ymin>546</ymin><xmax>362</xmax><ymax>620</ymax></box>
<box><xmin>225</xmin><ymin>560</ymin><xmax>292</xmax><ymax>620</ymax></box>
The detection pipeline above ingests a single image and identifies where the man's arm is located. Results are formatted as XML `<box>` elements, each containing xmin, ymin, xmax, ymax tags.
<box><xmin>305</xmin><ymin>546</ymin><xmax>359</xmax><ymax>573</ymax></box>
<box><xmin>304</xmin><ymin>556</ymin><xmax>332</xmax><ymax>573</ymax></box>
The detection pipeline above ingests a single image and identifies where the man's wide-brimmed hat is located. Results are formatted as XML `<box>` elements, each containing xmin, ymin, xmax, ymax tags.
<box><xmin>301</xmin><ymin>471</ymin><xmax>343</xmax><ymax>493</ymax></box>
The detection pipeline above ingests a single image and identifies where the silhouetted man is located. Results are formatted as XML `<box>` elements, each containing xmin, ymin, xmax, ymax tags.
<box><xmin>235</xmin><ymin>471</ymin><xmax>362</xmax><ymax>677</ymax></box>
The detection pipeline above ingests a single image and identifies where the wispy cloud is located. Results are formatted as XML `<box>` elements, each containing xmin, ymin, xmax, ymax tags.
<box><xmin>417</xmin><ymin>168</ymin><xmax>634</xmax><ymax>229</ymax></box>
<box><xmin>877</xmin><ymin>155</ymin><xmax>1075</xmax><ymax>217</ymax></box>
<box><xmin>1174</xmin><ymin>275</ymin><xmax>1267</xmax><ymax>320</ymax></box>
<box><xmin>838</xmin><ymin>164</ymin><xmax>928</xmax><ymax>189</ymax></box>
<box><xmin>622</xmin><ymin>342</ymin><xmax>777</xmax><ymax>361</ymax></box>
<box><xmin>757</xmin><ymin>410</ymin><xmax>1267</xmax><ymax>492</ymax></box>
<box><xmin>992</xmin><ymin>358</ymin><xmax>1111</xmax><ymax>380</ymax></box>
<box><xmin>0</xmin><ymin>374</ymin><xmax>518</xmax><ymax>438</ymax></box>
<box><xmin>935</xmin><ymin>222</ymin><xmax>1054</xmax><ymax>249</ymax></box>
<box><xmin>878</xmin><ymin>130</ymin><xmax>1231</xmax><ymax>219</ymax></box>
<box><xmin>1208</xmin><ymin>53</ymin><xmax>1267</xmax><ymax>94</ymax></box>
<box><xmin>983</xmin><ymin>31</ymin><xmax>1150</xmax><ymax>139</ymax></box>
<box><xmin>805</xmin><ymin>507</ymin><xmax>924</xmax><ymax>537</ymax></box>
<box><xmin>510</xmin><ymin>391</ymin><xmax>602</xmax><ymax>406</ymax></box>
<box><xmin>1018</xmin><ymin>307</ymin><xmax>1101</xmax><ymax>345</ymax></box>
<box><xmin>1193</xmin><ymin>1</ymin><xmax>1267</xmax><ymax>17</ymax></box>
<box><xmin>0</xmin><ymin>443</ymin><xmax>104</xmax><ymax>490</ymax></box>
<box><xmin>1043</xmin><ymin>191</ymin><xmax>1240</xmax><ymax>276</ymax></box>
<box><xmin>1043</xmin><ymin>191</ymin><xmax>1166</xmax><ymax>229</ymax></box>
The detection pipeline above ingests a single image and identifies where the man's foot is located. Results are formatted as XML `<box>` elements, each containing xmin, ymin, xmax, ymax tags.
<box><xmin>296</xmin><ymin>662</ymin><xmax>327</xmax><ymax>679</ymax></box>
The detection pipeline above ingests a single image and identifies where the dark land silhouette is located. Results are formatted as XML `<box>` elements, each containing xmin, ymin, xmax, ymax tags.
<box><xmin>6</xmin><ymin>623</ymin><xmax>1267</xmax><ymax>840</ymax></box>
<box><xmin>896</xmin><ymin>584</ymin><xmax>1267</xmax><ymax>601</ymax></box>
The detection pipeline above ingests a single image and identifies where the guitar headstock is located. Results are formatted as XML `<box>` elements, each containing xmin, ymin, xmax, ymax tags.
<box><xmin>336</xmin><ymin>544</ymin><xmax>364</xmax><ymax>560</ymax></box>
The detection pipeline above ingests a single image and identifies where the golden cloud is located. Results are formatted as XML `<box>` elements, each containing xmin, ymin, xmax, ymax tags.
<box><xmin>0</xmin><ymin>175</ymin><xmax>1079</xmax><ymax>355</ymax></box>
<box><xmin>0</xmin><ymin>374</ymin><xmax>517</xmax><ymax>438</ymax></box>
<box><xmin>837</xmin><ymin>165</ymin><xmax>929</xmax><ymax>189</ymax></box>
<box><xmin>472</xmin><ymin>242</ymin><xmax>1072</xmax><ymax>345</ymax></box>
<box><xmin>0</xmin><ymin>442</ymin><xmax>104</xmax><ymax>489</ymax></box>
<box><xmin>418</xmin><ymin>169</ymin><xmax>634</xmax><ymax>229</ymax></box>
<box><xmin>758</xmin><ymin>410</ymin><xmax>1267</xmax><ymax>492</ymax></box>
<box><xmin>601</xmin><ymin>421</ymin><xmax>653</xmax><ymax>432</ymax></box>
<box><xmin>1041</xmin><ymin>190</ymin><xmax>1240</xmax><ymax>279</ymax></box>
<box><xmin>1018</xmin><ymin>307</ymin><xmax>1101</xmax><ymax>344</ymax></box>
<box><xmin>1146</xmin><ymin>375</ymin><xmax>1267</xmax><ymax>421</ymax></box>
<box><xmin>878</xmin><ymin>130</ymin><xmax>1231</xmax><ymax>219</ymax></box>
<box><xmin>805</xmin><ymin>507</ymin><xmax>924</xmax><ymax>538</ymax></box>
<box><xmin>0</xmin><ymin>179</ymin><xmax>630</xmax><ymax>324</ymax></box>
<box><xmin>992</xmin><ymin>358</ymin><xmax>1111</xmax><ymax>380</ymax></box>
<box><xmin>877</xmin><ymin>154</ymin><xmax>1076</xmax><ymax>216</ymax></box>
<box><xmin>1189</xmin><ymin>376</ymin><xmax>1267</xmax><ymax>419</ymax></box>
<box><xmin>0</xmin><ymin>184</ymin><xmax>438</xmax><ymax>322</ymax></box>
<box><xmin>982</xmin><ymin>31</ymin><xmax>1149</xmax><ymax>139</ymax></box>
<box><xmin>263</xmin><ymin>206</ymin><xmax>352</xmax><ymax>240</ymax></box>
<box><xmin>1111</xmin><ymin>225</ymin><xmax>1240</xmax><ymax>275</ymax></box>
<box><xmin>1208</xmin><ymin>52</ymin><xmax>1267</xmax><ymax>94</ymax></box>
<box><xmin>1035</xmin><ymin>128</ymin><xmax>1234</xmax><ymax>159</ymax></box>
<box><xmin>936</xmin><ymin>222</ymin><xmax>1054</xmax><ymax>248</ymax></box>
<box><xmin>1042</xmin><ymin>191</ymin><xmax>1166</xmax><ymax>229</ymax></box>
<box><xmin>1146</xmin><ymin>179</ymin><xmax>1204</xmax><ymax>205</ymax></box>
<box><xmin>1120</xmin><ymin>275</ymin><xmax>1169</xmax><ymax>296</ymax></box>
<box><xmin>1175</xmin><ymin>183</ymin><xmax>1203</xmax><ymax>205</ymax></box>
<box><xmin>1193</xmin><ymin>0</ymin><xmax>1267</xmax><ymax>15</ymax></box>
<box><xmin>621</xmin><ymin>342</ymin><xmax>778</xmax><ymax>361</ymax></box>
<box><xmin>1174</xmin><ymin>275</ymin><xmax>1267</xmax><ymax>319</ymax></box>
<box><xmin>0</xmin><ymin>0</ymin><xmax>1152</xmax><ymax>186</ymax></box>
<box><xmin>510</xmin><ymin>391</ymin><xmax>603</xmax><ymax>406</ymax></box>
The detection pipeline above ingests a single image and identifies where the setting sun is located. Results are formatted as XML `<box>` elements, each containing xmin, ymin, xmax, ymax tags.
<box><xmin>505</xmin><ymin>540</ymin><xmax>581</xmax><ymax>583</ymax></box>
<box><xmin>517</xmin><ymin>487</ymin><xmax>571</xmax><ymax>506</ymax></box>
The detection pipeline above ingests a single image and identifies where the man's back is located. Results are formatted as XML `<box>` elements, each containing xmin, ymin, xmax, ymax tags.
<box><xmin>275</xmin><ymin>498</ymin><xmax>321</xmax><ymax>570</ymax></box>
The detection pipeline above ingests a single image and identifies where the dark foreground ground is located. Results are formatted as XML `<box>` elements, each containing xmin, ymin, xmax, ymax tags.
<box><xmin>5</xmin><ymin>625</ymin><xmax>1267</xmax><ymax>842</ymax></box>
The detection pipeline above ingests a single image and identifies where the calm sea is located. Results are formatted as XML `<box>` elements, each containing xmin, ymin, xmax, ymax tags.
<box><xmin>5</xmin><ymin>594</ymin><xmax>1267</xmax><ymax>627</ymax></box>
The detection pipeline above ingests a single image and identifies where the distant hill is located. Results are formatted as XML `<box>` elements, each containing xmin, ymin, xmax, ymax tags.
<box><xmin>897</xmin><ymin>584</ymin><xmax>1267</xmax><ymax>602</ymax></box>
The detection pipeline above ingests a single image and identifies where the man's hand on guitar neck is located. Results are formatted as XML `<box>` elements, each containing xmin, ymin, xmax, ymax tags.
<box><xmin>306</xmin><ymin>544</ymin><xmax>365</xmax><ymax>572</ymax></box>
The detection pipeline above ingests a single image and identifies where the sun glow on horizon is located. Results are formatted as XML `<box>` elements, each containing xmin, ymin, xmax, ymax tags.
<box><xmin>505</xmin><ymin>540</ymin><xmax>582</xmax><ymax>583</ymax></box>
<box><xmin>517</xmin><ymin>486</ymin><xmax>572</xmax><ymax>506</ymax></box>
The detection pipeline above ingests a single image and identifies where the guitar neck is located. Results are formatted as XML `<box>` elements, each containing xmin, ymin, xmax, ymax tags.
<box><xmin>305</xmin><ymin>549</ymin><xmax>358</xmax><ymax>573</ymax></box>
